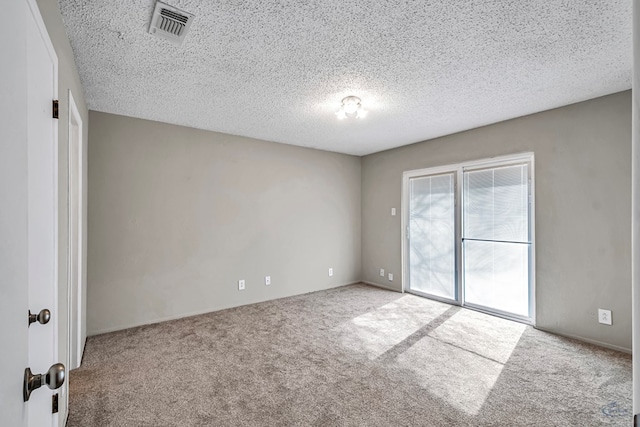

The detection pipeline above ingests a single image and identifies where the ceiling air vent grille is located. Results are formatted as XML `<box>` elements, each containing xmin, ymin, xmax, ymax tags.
<box><xmin>149</xmin><ymin>1</ymin><xmax>194</xmax><ymax>45</ymax></box>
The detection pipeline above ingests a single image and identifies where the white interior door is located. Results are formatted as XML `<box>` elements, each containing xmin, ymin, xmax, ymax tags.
<box><xmin>26</xmin><ymin>0</ymin><xmax>62</xmax><ymax>425</ymax></box>
<box><xmin>0</xmin><ymin>0</ymin><xmax>30</xmax><ymax>424</ymax></box>
<box><xmin>0</xmin><ymin>1</ymin><xmax>63</xmax><ymax>424</ymax></box>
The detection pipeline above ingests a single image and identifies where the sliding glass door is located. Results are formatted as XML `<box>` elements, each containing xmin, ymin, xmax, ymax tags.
<box><xmin>407</xmin><ymin>172</ymin><xmax>457</xmax><ymax>302</ymax></box>
<box><xmin>403</xmin><ymin>154</ymin><xmax>534</xmax><ymax>323</ymax></box>
<box><xmin>462</xmin><ymin>163</ymin><xmax>531</xmax><ymax>319</ymax></box>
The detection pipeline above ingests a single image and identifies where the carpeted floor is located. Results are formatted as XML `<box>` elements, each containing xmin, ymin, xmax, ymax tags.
<box><xmin>68</xmin><ymin>284</ymin><xmax>631</xmax><ymax>426</ymax></box>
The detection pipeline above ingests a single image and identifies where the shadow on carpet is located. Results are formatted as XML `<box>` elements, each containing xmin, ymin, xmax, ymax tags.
<box><xmin>68</xmin><ymin>284</ymin><xmax>631</xmax><ymax>426</ymax></box>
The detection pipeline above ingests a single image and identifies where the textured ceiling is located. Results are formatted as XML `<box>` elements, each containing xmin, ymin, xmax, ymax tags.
<box><xmin>59</xmin><ymin>0</ymin><xmax>631</xmax><ymax>156</ymax></box>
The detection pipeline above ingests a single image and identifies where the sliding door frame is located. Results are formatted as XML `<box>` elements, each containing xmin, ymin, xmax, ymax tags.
<box><xmin>402</xmin><ymin>167</ymin><xmax>462</xmax><ymax>305</ymax></box>
<box><xmin>401</xmin><ymin>152</ymin><xmax>536</xmax><ymax>325</ymax></box>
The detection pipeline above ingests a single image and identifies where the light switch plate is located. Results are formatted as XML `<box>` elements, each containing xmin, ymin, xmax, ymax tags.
<box><xmin>265</xmin><ymin>276</ymin><xmax>271</xmax><ymax>285</ymax></box>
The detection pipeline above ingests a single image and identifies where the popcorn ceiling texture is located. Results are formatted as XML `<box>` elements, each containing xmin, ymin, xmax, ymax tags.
<box><xmin>59</xmin><ymin>0</ymin><xmax>631</xmax><ymax>155</ymax></box>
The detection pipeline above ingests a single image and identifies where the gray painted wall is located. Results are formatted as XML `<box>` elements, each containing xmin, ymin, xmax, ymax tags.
<box><xmin>362</xmin><ymin>91</ymin><xmax>632</xmax><ymax>351</ymax></box>
<box><xmin>87</xmin><ymin>112</ymin><xmax>362</xmax><ymax>334</ymax></box>
<box><xmin>36</xmin><ymin>0</ymin><xmax>90</xmax><ymax>422</ymax></box>
<box><xmin>87</xmin><ymin>88</ymin><xmax>630</xmax><ymax>352</ymax></box>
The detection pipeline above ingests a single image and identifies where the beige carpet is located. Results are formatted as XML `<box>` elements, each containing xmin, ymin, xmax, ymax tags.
<box><xmin>68</xmin><ymin>284</ymin><xmax>631</xmax><ymax>426</ymax></box>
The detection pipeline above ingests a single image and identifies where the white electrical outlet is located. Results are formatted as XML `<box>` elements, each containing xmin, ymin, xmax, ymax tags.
<box><xmin>391</xmin><ymin>208</ymin><xmax>396</xmax><ymax>216</ymax></box>
<box><xmin>388</xmin><ymin>273</ymin><xmax>393</xmax><ymax>281</ymax></box>
<box><xmin>380</xmin><ymin>268</ymin><xmax>385</xmax><ymax>277</ymax></box>
<box><xmin>328</xmin><ymin>268</ymin><xmax>334</xmax><ymax>277</ymax></box>
<box><xmin>238</xmin><ymin>279</ymin><xmax>245</xmax><ymax>291</ymax></box>
<box><xmin>265</xmin><ymin>276</ymin><xmax>271</xmax><ymax>285</ymax></box>
<box><xmin>598</xmin><ymin>309</ymin><xmax>612</xmax><ymax>325</ymax></box>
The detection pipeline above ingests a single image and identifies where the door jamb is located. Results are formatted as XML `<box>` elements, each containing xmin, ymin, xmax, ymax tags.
<box><xmin>67</xmin><ymin>89</ymin><xmax>84</xmax><ymax>371</ymax></box>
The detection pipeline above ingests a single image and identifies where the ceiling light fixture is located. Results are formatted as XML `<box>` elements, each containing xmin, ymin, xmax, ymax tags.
<box><xmin>336</xmin><ymin>96</ymin><xmax>367</xmax><ymax>120</ymax></box>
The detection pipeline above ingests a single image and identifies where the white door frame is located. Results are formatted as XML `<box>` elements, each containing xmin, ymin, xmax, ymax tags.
<box><xmin>401</xmin><ymin>152</ymin><xmax>536</xmax><ymax>325</ymax></box>
<box><xmin>67</xmin><ymin>90</ymin><xmax>85</xmax><ymax>371</ymax></box>
<box><xmin>401</xmin><ymin>167</ymin><xmax>461</xmax><ymax>305</ymax></box>
<box><xmin>631</xmin><ymin>0</ymin><xmax>639</xmax><ymax>417</ymax></box>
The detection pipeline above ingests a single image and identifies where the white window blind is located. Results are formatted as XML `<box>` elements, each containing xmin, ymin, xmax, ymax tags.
<box><xmin>463</xmin><ymin>163</ymin><xmax>530</xmax><ymax>317</ymax></box>
<box><xmin>409</xmin><ymin>173</ymin><xmax>456</xmax><ymax>300</ymax></box>
<box><xmin>463</xmin><ymin>164</ymin><xmax>529</xmax><ymax>243</ymax></box>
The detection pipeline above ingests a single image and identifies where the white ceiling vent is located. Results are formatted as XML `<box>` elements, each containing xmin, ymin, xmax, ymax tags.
<box><xmin>148</xmin><ymin>1</ymin><xmax>194</xmax><ymax>45</ymax></box>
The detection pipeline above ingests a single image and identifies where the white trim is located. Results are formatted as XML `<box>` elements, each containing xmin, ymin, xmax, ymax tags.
<box><xmin>456</xmin><ymin>167</ymin><xmax>464</xmax><ymax>306</ymax></box>
<box><xmin>464</xmin><ymin>302</ymin><xmax>533</xmax><ymax>326</ymax></box>
<box><xmin>88</xmin><ymin>307</ymin><xmax>256</xmax><ymax>336</ymax></box>
<box><xmin>401</xmin><ymin>173</ymin><xmax>407</xmax><ymax>292</ymax></box>
<box><xmin>401</xmin><ymin>152</ymin><xmax>536</xmax><ymax>326</ymax></box>
<box><xmin>67</xmin><ymin>90</ymin><xmax>84</xmax><ymax>372</ymax></box>
<box><xmin>402</xmin><ymin>167</ymin><xmax>459</xmax><ymax>299</ymax></box>
<box><xmin>89</xmin><ymin>281</ymin><xmax>362</xmax><ymax>336</ymax></box>
<box><xmin>403</xmin><ymin>152</ymin><xmax>534</xmax><ymax>181</ymax></box>
<box><xmin>361</xmin><ymin>281</ymin><xmax>402</xmax><ymax>292</ymax></box>
<box><xmin>529</xmin><ymin>155</ymin><xmax>536</xmax><ymax>326</ymax></box>
<box><xmin>27</xmin><ymin>0</ymin><xmax>58</xmax><ymax>72</ymax></box>
<box><xmin>535</xmin><ymin>327</ymin><xmax>631</xmax><ymax>354</ymax></box>
<box><xmin>338</xmin><ymin>281</ymin><xmax>363</xmax><ymax>288</ymax></box>
<box><xmin>407</xmin><ymin>289</ymin><xmax>462</xmax><ymax>307</ymax></box>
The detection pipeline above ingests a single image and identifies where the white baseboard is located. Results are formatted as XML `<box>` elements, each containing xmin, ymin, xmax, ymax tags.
<box><xmin>90</xmin><ymin>280</ymin><xmax>630</xmax><ymax>356</ymax></box>
<box><xmin>89</xmin><ymin>280</ymin><xmax>361</xmax><ymax>336</ymax></box>
<box><xmin>361</xmin><ymin>280</ymin><xmax>402</xmax><ymax>292</ymax></box>
<box><xmin>88</xmin><ymin>305</ymin><xmax>233</xmax><ymax>336</ymax></box>
<box><xmin>344</xmin><ymin>281</ymin><xmax>363</xmax><ymax>286</ymax></box>
<box><xmin>535</xmin><ymin>327</ymin><xmax>631</xmax><ymax>354</ymax></box>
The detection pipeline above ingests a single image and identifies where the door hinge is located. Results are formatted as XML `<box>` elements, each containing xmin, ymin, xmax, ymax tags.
<box><xmin>52</xmin><ymin>100</ymin><xmax>59</xmax><ymax>119</ymax></box>
<box><xmin>52</xmin><ymin>393</ymin><xmax>58</xmax><ymax>414</ymax></box>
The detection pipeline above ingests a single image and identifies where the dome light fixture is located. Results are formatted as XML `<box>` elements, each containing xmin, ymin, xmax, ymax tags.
<box><xmin>336</xmin><ymin>96</ymin><xmax>367</xmax><ymax>120</ymax></box>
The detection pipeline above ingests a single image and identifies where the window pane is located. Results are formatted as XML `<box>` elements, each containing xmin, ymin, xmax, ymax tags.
<box><xmin>409</xmin><ymin>173</ymin><xmax>456</xmax><ymax>300</ymax></box>
<box><xmin>463</xmin><ymin>240</ymin><xmax>529</xmax><ymax>317</ymax></box>
<box><xmin>464</xmin><ymin>164</ymin><xmax>528</xmax><ymax>243</ymax></box>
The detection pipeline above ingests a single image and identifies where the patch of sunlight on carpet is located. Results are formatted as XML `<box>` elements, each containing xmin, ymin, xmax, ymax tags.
<box><xmin>396</xmin><ymin>336</ymin><xmax>503</xmax><ymax>415</ymax></box>
<box><xmin>429</xmin><ymin>309</ymin><xmax>526</xmax><ymax>364</ymax></box>
<box><xmin>335</xmin><ymin>295</ymin><xmax>449</xmax><ymax>359</ymax></box>
<box><xmin>396</xmin><ymin>309</ymin><xmax>526</xmax><ymax>416</ymax></box>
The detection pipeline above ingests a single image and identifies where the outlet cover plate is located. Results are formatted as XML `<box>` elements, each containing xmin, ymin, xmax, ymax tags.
<box><xmin>388</xmin><ymin>273</ymin><xmax>393</xmax><ymax>281</ymax></box>
<box><xmin>238</xmin><ymin>279</ymin><xmax>245</xmax><ymax>291</ymax></box>
<box><xmin>598</xmin><ymin>309</ymin><xmax>612</xmax><ymax>325</ymax></box>
<box><xmin>380</xmin><ymin>268</ymin><xmax>385</xmax><ymax>277</ymax></box>
<box><xmin>328</xmin><ymin>268</ymin><xmax>334</xmax><ymax>277</ymax></box>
